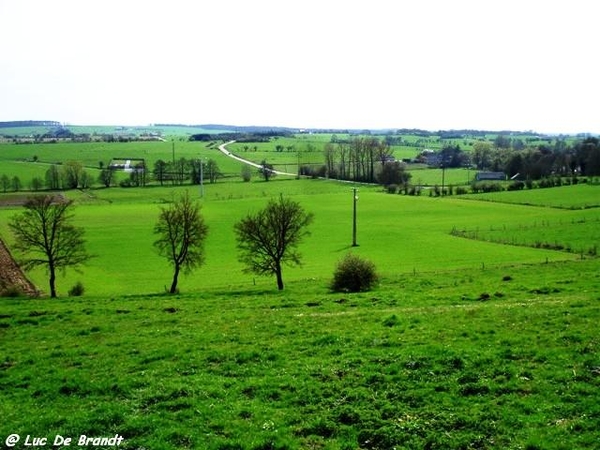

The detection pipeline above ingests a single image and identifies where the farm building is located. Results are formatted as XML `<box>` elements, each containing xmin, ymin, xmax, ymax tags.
<box><xmin>109</xmin><ymin>158</ymin><xmax>146</xmax><ymax>173</ymax></box>
<box><xmin>475</xmin><ymin>171</ymin><xmax>506</xmax><ymax>181</ymax></box>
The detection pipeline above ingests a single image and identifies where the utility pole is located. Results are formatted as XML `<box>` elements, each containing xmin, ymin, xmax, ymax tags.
<box><xmin>352</xmin><ymin>187</ymin><xmax>359</xmax><ymax>247</ymax></box>
<box><xmin>441</xmin><ymin>163</ymin><xmax>446</xmax><ymax>196</ymax></box>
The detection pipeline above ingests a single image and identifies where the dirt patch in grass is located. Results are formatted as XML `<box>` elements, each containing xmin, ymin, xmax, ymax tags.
<box><xmin>0</xmin><ymin>238</ymin><xmax>38</xmax><ymax>297</ymax></box>
<box><xmin>0</xmin><ymin>193</ymin><xmax>67</xmax><ymax>207</ymax></box>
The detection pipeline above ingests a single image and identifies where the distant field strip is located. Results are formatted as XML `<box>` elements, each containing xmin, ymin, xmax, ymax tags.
<box><xmin>450</xmin><ymin>211</ymin><xmax>600</xmax><ymax>255</ymax></box>
<box><xmin>462</xmin><ymin>183</ymin><xmax>600</xmax><ymax>209</ymax></box>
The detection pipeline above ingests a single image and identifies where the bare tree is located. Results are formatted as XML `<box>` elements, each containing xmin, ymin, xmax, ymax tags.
<box><xmin>9</xmin><ymin>195</ymin><xmax>91</xmax><ymax>298</ymax></box>
<box><xmin>153</xmin><ymin>191</ymin><xmax>208</xmax><ymax>294</ymax></box>
<box><xmin>234</xmin><ymin>195</ymin><xmax>313</xmax><ymax>290</ymax></box>
<box><xmin>323</xmin><ymin>142</ymin><xmax>336</xmax><ymax>178</ymax></box>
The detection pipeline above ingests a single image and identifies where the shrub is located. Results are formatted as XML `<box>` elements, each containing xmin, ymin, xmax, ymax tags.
<box><xmin>241</xmin><ymin>165</ymin><xmax>252</xmax><ymax>182</ymax></box>
<box><xmin>68</xmin><ymin>281</ymin><xmax>85</xmax><ymax>297</ymax></box>
<box><xmin>331</xmin><ymin>253</ymin><xmax>378</xmax><ymax>293</ymax></box>
<box><xmin>508</xmin><ymin>181</ymin><xmax>525</xmax><ymax>191</ymax></box>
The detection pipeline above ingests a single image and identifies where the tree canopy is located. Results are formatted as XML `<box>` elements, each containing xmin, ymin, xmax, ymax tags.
<box><xmin>153</xmin><ymin>191</ymin><xmax>208</xmax><ymax>294</ymax></box>
<box><xmin>9</xmin><ymin>195</ymin><xmax>90</xmax><ymax>298</ymax></box>
<box><xmin>234</xmin><ymin>195</ymin><xmax>313</xmax><ymax>290</ymax></box>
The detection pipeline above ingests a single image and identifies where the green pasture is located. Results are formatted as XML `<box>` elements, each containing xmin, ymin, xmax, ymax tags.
<box><xmin>0</xmin><ymin>136</ymin><xmax>472</xmax><ymax>191</ymax></box>
<box><xmin>1</xmin><ymin>138</ymin><xmax>600</xmax><ymax>449</ymax></box>
<box><xmin>225</xmin><ymin>138</ymin><xmax>424</xmax><ymax>174</ymax></box>
<box><xmin>463</xmin><ymin>183</ymin><xmax>600</xmax><ymax>209</ymax></box>
<box><xmin>0</xmin><ymin>140</ymin><xmax>248</xmax><ymax>179</ymax></box>
<box><xmin>0</xmin><ymin>161</ymin><xmax>49</xmax><ymax>185</ymax></box>
<box><xmin>453</xmin><ymin>184</ymin><xmax>600</xmax><ymax>256</ymax></box>
<box><xmin>0</xmin><ymin>259</ymin><xmax>598</xmax><ymax>449</ymax></box>
<box><xmin>0</xmin><ymin>178</ymin><xmax>591</xmax><ymax>298</ymax></box>
<box><xmin>407</xmin><ymin>167</ymin><xmax>475</xmax><ymax>186</ymax></box>
<box><xmin>0</xmin><ymin>127</ymin><xmax>50</xmax><ymax>137</ymax></box>
<box><xmin>226</xmin><ymin>138</ymin><xmax>323</xmax><ymax>172</ymax></box>
<box><xmin>0</xmin><ymin>125</ymin><xmax>233</xmax><ymax>138</ymax></box>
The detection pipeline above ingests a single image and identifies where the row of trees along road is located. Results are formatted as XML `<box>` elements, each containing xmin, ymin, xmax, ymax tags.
<box><xmin>9</xmin><ymin>192</ymin><xmax>313</xmax><ymax>297</ymax></box>
<box><xmin>1</xmin><ymin>158</ymin><xmax>224</xmax><ymax>193</ymax></box>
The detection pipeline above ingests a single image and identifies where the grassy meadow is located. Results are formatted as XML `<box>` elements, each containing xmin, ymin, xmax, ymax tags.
<box><xmin>0</xmin><ymin>178</ymin><xmax>589</xmax><ymax>297</ymax></box>
<box><xmin>1</xmin><ymin>261</ymin><xmax>598</xmax><ymax>449</ymax></box>
<box><xmin>1</xmin><ymin>135</ymin><xmax>599</xmax><ymax>449</ymax></box>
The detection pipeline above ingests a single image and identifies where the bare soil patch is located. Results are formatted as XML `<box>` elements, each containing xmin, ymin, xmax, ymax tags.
<box><xmin>0</xmin><ymin>192</ymin><xmax>67</xmax><ymax>207</ymax></box>
<box><xmin>0</xmin><ymin>238</ymin><xmax>38</xmax><ymax>297</ymax></box>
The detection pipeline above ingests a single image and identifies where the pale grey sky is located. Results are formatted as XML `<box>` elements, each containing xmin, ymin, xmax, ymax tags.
<box><xmin>0</xmin><ymin>0</ymin><xmax>597</xmax><ymax>133</ymax></box>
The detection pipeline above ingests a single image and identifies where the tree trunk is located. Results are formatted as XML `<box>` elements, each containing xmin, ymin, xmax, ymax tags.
<box><xmin>170</xmin><ymin>266</ymin><xmax>180</xmax><ymax>294</ymax></box>
<box><xmin>49</xmin><ymin>265</ymin><xmax>57</xmax><ymax>298</ymax></box>
<box><xmin>275</xmin><ymin>263</ymin><xmax>284</xmax><ymax>291</ymax></box>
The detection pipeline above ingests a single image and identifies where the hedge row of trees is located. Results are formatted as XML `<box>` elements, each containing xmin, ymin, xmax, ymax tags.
<box><xmin>322</xmin><ymin>137</ymin><xmax>405</xmax><ymax>184</ymax></box>
<box><xmin>413</xmin><ymin>137</ymin><xmax>600</xmax><ymax>182</ymax></box>
<box><xmin>152</xmin><ymin>158</ymin><xmax>222</xmax><ymax>186</ymax></box>
<box><xmin>329</xmin><ymin>136</ymin><xmax>600</xmax><ymax>185</ymax></box>
<box><xmin>1</xmin><ymin>161</ymin><xmax>97</xmax><ymax>193</ymax></box>
<box><xmin>8</xmin><ymin>193</ymin><xmax>315</xmax><ymax>297</ymax></box>
<box><xmin>384</xmin><ymin>174</ymin><xmax>594</xmax><ymax>197</ymax></box>
<box><xmin>465</xmin><ymin>137</ymin><xmax>600</xmax><ymax>179</ymax></box>
<box><xmin>0</xmin><ymin>158</ymin><xmax>227</xmax><ymax>193</ymax></box>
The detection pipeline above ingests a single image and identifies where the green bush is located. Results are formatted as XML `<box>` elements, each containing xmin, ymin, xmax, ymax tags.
<box><xmin>386</xmin><ymin>184</ymin><xmax>398</xmax><ymax>194</ymax></box>
<box><xmin>331</xmin><ymin>253</ymin><xmax>378</xmax><ymax>293</ymax></box>
<box><xmin>68</xmin><ymin>281</ymin><xmax>85</xmax><ymax>297</ymax></box>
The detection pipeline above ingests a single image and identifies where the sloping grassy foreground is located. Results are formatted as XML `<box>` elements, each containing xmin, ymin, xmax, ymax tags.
<box><xmin>1</xmin><ymin>259</ymin><xmax>599</xmax><ymax>449</ymax></box>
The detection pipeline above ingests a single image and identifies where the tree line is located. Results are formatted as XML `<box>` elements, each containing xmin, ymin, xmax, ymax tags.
<box><xmin>8</xmin><ymin>192</ymin><xmax>313</xmax><ymax>297</ymax></box>
<box><xmin>152</xmin><ymin>158</ymin><xmax>222</xmax><ymax>186</ymax></box>
<box><xmin>0</xmin><ymin>158</ymin><xmax>226</xmax><ymax>193</ymax></box>
<box><xmin>0</xmin><ymin>120</ymin><xmax>61</xmax><ymax>129</ymax></box>
<box><xmin>322</xmin><ymin>136</ymin><xmax>411</xmax><ymax>186</ymax></box>
<box><xmin>408</xmin><ymin>137</ymin><xmax>600</xmax><ymax>181</ymax></box>
<box><xmin>470</xmin><ymin>137</ymin><xmax>600</xmax><ymax>179</ymax></box>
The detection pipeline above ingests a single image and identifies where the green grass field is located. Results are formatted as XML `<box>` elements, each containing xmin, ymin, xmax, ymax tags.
<box><xmin>1</xmin><ymin>137</ymin><xmax>599</xmax><ymax>449</ymax></box>
<box><xmin>0</xmin><ymin>179</ymin><xmax>589</xmax><ymax>297</ymax></box>
<box><xmin>463</xmin><ymin>183</ymin><xmax>600</xmax><ymax>209</ymax></box>
<box><xmin>1</xmin><ymin>260</ymin><xmax>598</xmax><ymax>449</ymax></box>
<box><xmin>0</xmin><ymin>135</ymin><xmax>505</xmax><ymax>191</ymax></box>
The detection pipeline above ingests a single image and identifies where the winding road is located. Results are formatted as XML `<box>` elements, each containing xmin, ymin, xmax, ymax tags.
<box><xmin>217</xmin><ymin>140</ymin><xmax>297</xmax><ymax>177</ymax></box>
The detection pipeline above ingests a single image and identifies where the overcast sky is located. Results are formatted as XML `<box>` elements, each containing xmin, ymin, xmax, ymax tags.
<box><xmin>0</xmin><ymin>0</ymin><xmax>597</xmax><ymax>133</ymax></box>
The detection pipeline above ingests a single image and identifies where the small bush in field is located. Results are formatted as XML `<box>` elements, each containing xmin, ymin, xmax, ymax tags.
<box><xmin>68</xmin><ymin>281</ymin><xmax>85</xmax><ymax>297</ymax></box>
<box><xmin>331</xmin><ymin>253</ymin><xmax>378</xmax><ymax>293</ymax></box>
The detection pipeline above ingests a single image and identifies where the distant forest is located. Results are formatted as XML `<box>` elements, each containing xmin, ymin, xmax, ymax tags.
<box><xmin>0</xmin><ymin>120</ymin><xmax>61</xmax><ymax>128</ymax></box>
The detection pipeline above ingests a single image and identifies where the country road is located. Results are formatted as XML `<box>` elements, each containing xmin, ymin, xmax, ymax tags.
<box><xmin>217</xmin><ymin>140</ymin><xmax>297</xmax><ymax>177</ymax></box>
